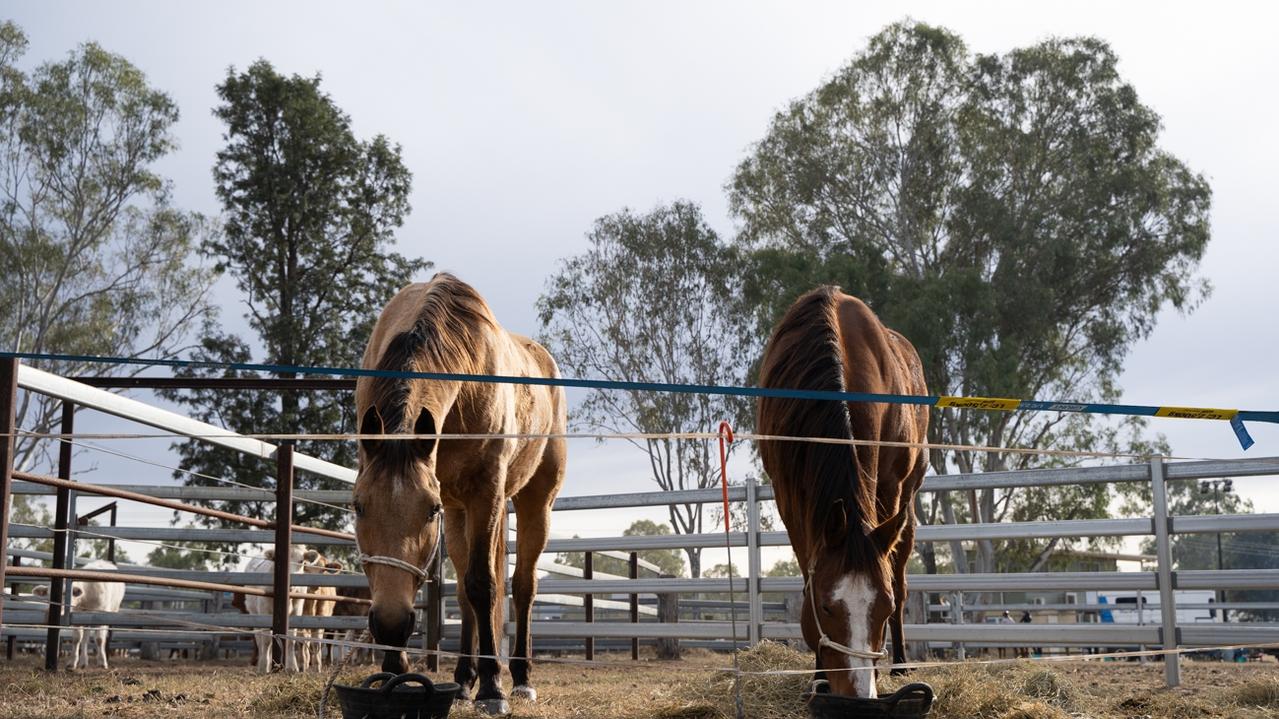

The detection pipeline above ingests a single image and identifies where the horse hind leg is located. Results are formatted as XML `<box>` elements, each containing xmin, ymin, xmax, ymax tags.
<box><xmin>889</xmin><ymin>494</ymin><xmax>920</xmax><ymax>676</ymax></box>
<box><xmin>509</xmin><ymin>451</ymin><xmax>563</xmax><ymax>703</ymax></box>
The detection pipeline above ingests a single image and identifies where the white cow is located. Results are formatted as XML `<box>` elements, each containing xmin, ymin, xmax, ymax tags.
<box><xmin>244</xmin><ymin>546</ymin><xmax>319</xmax><ymax>673</ymax></box>
<box><xmin>34</xmin><ymin>559</ymin><xmax>126</xmax><ymax>670</ymax></box>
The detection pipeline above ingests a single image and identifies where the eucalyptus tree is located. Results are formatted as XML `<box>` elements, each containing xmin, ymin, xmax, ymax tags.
<box><xmin>730</xmin><ymin>22</ymin><xmax>1211</xmax><ymax>576</ymax></box>
<box><xmin>538</xmin><ymin>201</ymin><xmax>751</xmax><ymax>577</ymax></box>
<box><xmin>0</xmin><ymin>21</ymin><xmax>214</xmax><ymax>473</ymax></box>
<box><xmin>161</xmin><ymin>61</ymin><xmax>428</xmax><ymax>545</ymax></box>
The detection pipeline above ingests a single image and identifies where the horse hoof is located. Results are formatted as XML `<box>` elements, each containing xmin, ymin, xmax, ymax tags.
<box><xmin>890</xmin><ymin>667</ymin><xmax>910</xmax><ymax>677</ymax></box>
<box><xmin>511</xmin><ymin>685</ymin><xmax>537</xmax><ymax>702</ymax></box>
<box><xmin>475</xmin><ymin>698</ymin><xmax>511</xmax><ymax>716</ymax></box>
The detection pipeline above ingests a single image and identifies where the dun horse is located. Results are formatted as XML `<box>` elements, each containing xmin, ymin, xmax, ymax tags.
<box><xmin>757</xmin><ymin>286</ymin><xmax>928</xmax><ymax>699</ymax></box>
<box><xmin>354</xmin><ymin>273</ymin><xmax>567</xmax><ymax>715</ymax></box>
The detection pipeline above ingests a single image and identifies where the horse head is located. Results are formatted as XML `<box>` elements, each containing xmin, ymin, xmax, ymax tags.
<box><xmin>353</xmin><ymin>404</ymin><xmax>444</xmax><ymax>673</ymax></box>
<box><xmin>803</xmin><ymin>499</ymin><xmax>909</xmax><ymax>698</ymax></box>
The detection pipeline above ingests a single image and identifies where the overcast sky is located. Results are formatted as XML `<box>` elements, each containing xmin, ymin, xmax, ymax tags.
<box><xmin>7</xmin><ymin>2</ymin><xmax>1278</xmax><ymax>567</ymax></box>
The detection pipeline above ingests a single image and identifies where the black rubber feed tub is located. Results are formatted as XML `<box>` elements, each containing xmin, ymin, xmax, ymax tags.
<box><xmin>806</xmin><ymin>682</ymin><xmax>934</xmax><ymax>719</ymax></box>
<box><xmin>335</xmin><ymin>672</ymin><xmax>462</xmax><ymax>719</ymax></box>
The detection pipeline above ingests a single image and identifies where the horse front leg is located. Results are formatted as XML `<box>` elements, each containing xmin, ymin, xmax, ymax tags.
<box><xmin>444</xmin><ymin>508</ymin><xmax>479</xmax><ymax>698</ymax></box>
<box><xmin>462</xmin><ymin>494</ymin><xmax>508</xmax><ymax>715</ymax></box>
<box><xmin>889</xmin><ymin>508</ymin><xmax>916</xmax><ymax>676</ymax></box>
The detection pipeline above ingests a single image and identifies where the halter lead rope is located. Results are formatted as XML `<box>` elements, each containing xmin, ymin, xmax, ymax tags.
<box><xmin>356</xmin><ymin>519</ymin><xmax>443</xmax><ymax>585</ymax></box>
<box><xmin>804</xmin><ymin>561</ymin><xmax>888</xmax><ymax>661</ymax></box>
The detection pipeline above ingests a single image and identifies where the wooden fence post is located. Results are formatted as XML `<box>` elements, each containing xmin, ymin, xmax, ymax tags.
<box><xmin>425</xmin><ymin>519</ymin><xmax>443</xmax><ymax>673</ymax></box>
<box><xmin>6</xmin><ymin>555</ymin><xmax>18</xmax><ymax>660</ymax></box>
<box><xmin>629</xmin><ymin>552</ymin><xmax>639</xmax><ymax>661</ymax></box>
<box><xmin>583</xmin><ymin>551</ymin><xmax>594</xmax><ymax>660</ymax></box>
<box><xmin>0</xmin><ymin>358</ymin><xmax>18</xmax><ymax>629</ymax></box>
<box><xmin>44</xmin><ymin>401</ymin><xmax>74</xmax><ymax>670</ymax></box>
<box><xmin>656</xmin><ymin>573</ymin><xmax>680</xmax><ymax>659</ymax></box>
<box><xmin>271</xmin><ymin>443</ymin><xmax>294</xmax><ymax>671</ymax></box>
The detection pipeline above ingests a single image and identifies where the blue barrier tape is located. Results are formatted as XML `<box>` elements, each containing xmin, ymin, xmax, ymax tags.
<box><xmin>2</xmin><ymin>351</ymin><xmax>1276</xmax><ymax>449</ymax></box>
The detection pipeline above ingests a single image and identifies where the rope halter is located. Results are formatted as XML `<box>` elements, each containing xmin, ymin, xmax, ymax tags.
<box><xmin>804</xmin><ymin>561</ymin><xmax>887</xmax><ymax>662</ymax></box>
<box><xmin>357</xmin><ymin>519</ymin><xmax>442</xmax><ymax>586</ymax></box>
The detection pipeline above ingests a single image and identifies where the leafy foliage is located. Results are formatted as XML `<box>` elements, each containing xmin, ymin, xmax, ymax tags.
<box><xmin>0</xmin><ymin>21</ymin><xmax>214</xmax><ymax>473</ymax></box>
<box><xmin>1136</xmin><ymin>480</ymin><xmax>1279</xmax><ymax>621</ymax></box>
<box><xmin>556</xmin><ymin>519</ymin><xmax>687</xmax><ymax>578</ymax></box>
<box><xmin>160</xmin><ymin>60</ymin><xmax>428</xmax><ymax>549</ymax></box>
<box><xmin>538</xmin><ymin>201</ymin><xmax>751</xmax><ymax>577</ymax></box>
<box><xmin>145</xmin><ymin>537</ymin><xmax>211</xmax><ymax>571</ymax></box>
<box><xmin>728</xmin><ymin>21</ymin><xmax>1211</xmax><ymax>576</ymax></box>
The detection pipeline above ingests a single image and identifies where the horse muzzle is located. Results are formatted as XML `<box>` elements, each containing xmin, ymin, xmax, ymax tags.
<box><xmin>369</xmin><ymin>605</ymin><xmax>415</xmax><ymax>648</ymax></box>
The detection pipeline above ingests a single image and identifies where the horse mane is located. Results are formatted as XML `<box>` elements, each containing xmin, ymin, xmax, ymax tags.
<box><xmin>366</xmin><ymin>272</ymin><xmax>498</xmax><ymax>441</ymax></box>
<box><xmin>757</xmin><ymin>285</ymin><xmax>879</xmax><ymax>570</ymax></box>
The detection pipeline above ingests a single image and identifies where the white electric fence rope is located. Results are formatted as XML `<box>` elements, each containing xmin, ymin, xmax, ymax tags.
<box><xmin>24</xmin><ymin>430</ymin><xmax>354</xmax><ymax>516</ymax></box>
<box><xmin>9</xmin><ymin>521</ymin><xmax>368</xmax><ymax>576</ymax></box>
<box><xmin>7</xmin><ymin>589</ymin><xmax>1277</xmax><ymax>676</ymax></box>
<box><xmin>3</xmin><ymin>429</ymin><xmax>1213</xmax><ymax>462</ymax></box>
<box><xmin>3</xmin><ymin>606</ymin><xmax>1275</xmax><ymax>678</ymax></box>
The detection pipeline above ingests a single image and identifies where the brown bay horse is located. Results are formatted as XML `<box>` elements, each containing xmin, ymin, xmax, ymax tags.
<box><xmin>354</xmin><ymin>273</ymin><xmax>567</xmax><ymax>715</ymax></box>
<box><xmin>757</xmin><ymin>286</ymin><xmax>928</xmax><ymax>699</ymax></box>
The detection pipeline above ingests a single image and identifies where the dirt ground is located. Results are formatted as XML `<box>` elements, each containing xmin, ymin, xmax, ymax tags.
<box><xmin>0</xmin><ymin>645</ymin><xmax>1275</xmax><ymax>719</ymax></box>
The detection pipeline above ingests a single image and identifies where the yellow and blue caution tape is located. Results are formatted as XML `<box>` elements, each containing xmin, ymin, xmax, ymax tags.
<box><xmin>936</xmin><ymin>395</ymin><xmax>1257</xmax><ymax>450</ymax></box>
<box><xmin>1</xmin><ymin>352</ymin><xmax>1273</xmax><ymax>450</ymax></box>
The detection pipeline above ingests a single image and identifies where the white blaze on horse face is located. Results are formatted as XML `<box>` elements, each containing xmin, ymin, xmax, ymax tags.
<box><xmin>830</xmin><ymin>574</ymin><xmax>879</xmax><ymax>699</ymax></box>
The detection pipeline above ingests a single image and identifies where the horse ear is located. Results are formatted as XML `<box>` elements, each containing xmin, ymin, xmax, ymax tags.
<box><xmin>412</xmin><ymin>408</ymin><xmax>439</xmax><ymax>459</ymax></box>
<box><xmin>823</xmin><ymin>499</ymin><xmax>848</xmax><ymax>549</ymax></box>
<box><xmin>360</xmin><ymin>407</ymin><xmax>385</xmax><ymax>454</ymax></box>
<box><xmin>870</xmin><ymin>507</ymin><xmax>911</xmax><ymax>555</ymax></box>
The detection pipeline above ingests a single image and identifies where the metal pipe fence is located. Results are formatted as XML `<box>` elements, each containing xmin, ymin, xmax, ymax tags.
<box><xmin>1</xmin><ymin>362</ymin><xmax>1277</xmax><ymax>687</ymax></box>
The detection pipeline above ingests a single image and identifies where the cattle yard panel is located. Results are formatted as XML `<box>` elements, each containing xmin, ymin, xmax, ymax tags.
<box><xmin>0</xmin><ymin>364</ymin><xmax>1278</xmax><ymax>687</ymax></box>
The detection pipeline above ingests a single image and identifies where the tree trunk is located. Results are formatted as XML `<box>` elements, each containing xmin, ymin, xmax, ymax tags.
<box><xmin>656</xmin><ymin>578</ymin><xmax>681</xmax><ymax>659</ymax></box>
<box><xmin>938</xmin><ymin>492</ymin><xmax>969</xmax><ymax>574</ymax></box>
<box><xmin>914</xmin><ymin>495</ymin><xmax>938</xmax><ymax>575</ymax></box>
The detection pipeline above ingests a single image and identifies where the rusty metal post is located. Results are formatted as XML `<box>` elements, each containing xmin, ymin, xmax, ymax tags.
<box><xmin>425</xmin><ymin>531</ymin><xmax>443</xmax><ymax>673</ymax></box>
<box><xmin>45</xmin><ymin>401</ymin><xmax>74</xmax><ymax>670</ymax></box>
<box><xmin>630</xmin><ymin>551</ymin><xmax>639</xmax><ymax>661</ymax></box>
<box><xmin>271</xmin><ymin>443</ymin><xmax>294</xmax><ymax>671</ymax></box>
<box><xmin>107</xmin><ymin>503</ymin><xmax>116</xmax><ymax>563</ymax></box>
<box><xmin>0</xmin><ymin>358</ymin><xmax>17</xmax><ymax>628</ymax></box>
<box><xmin>6</xmin><ymin>555</ymin><xmax>17</xmax><ymax>660</ymax></box>
<box><xmin>583</xmin><ymin>551</ymin><xmax>594</xmax><ymax>660</ymax></box>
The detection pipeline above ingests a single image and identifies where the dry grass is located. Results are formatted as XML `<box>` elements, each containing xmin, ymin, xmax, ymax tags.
<box><xmin>0</xmin><ymin>645</ymin><xmax>1275</xmax><ymax>719</ymax></box>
